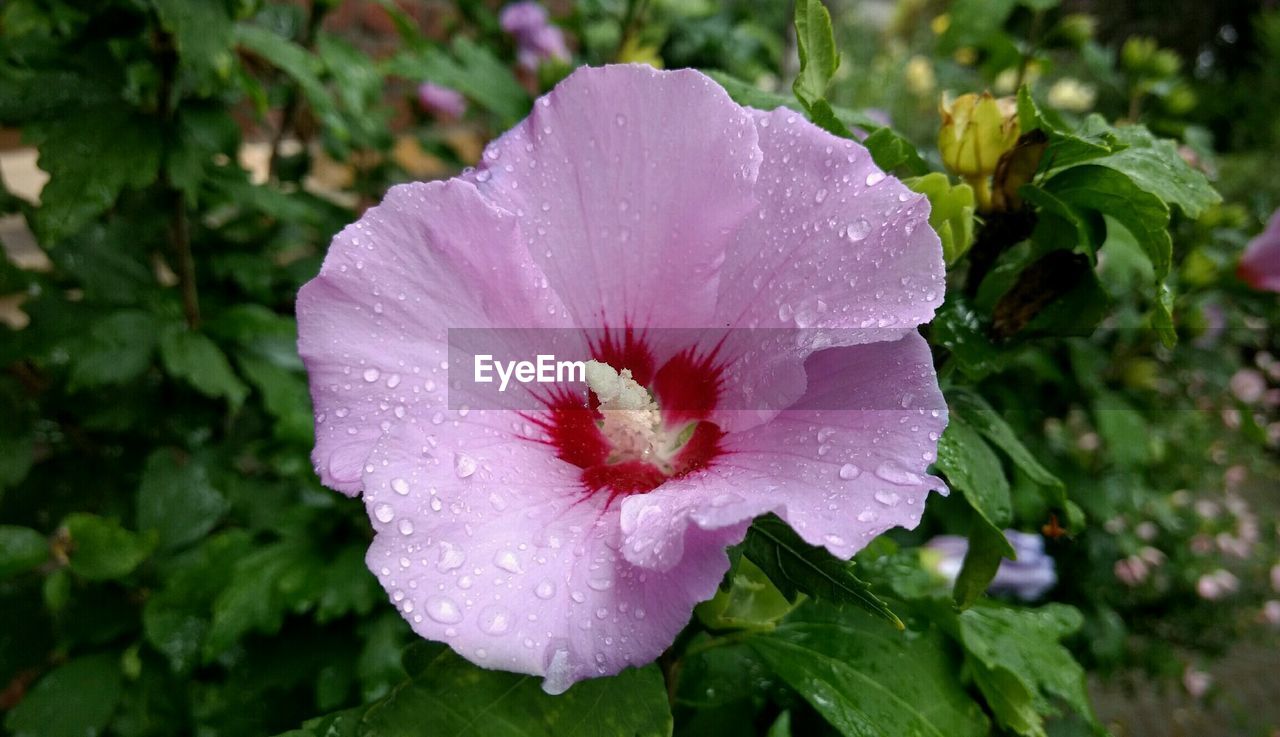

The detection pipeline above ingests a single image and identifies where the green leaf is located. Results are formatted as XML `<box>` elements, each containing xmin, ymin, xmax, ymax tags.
<box><xmin>940</xmin><ymin>0</ymin><xmax>1018</xmax><ymax>50</ymax></box>
<box><xmin>1044</xmin><ymin>165</ymin><xmax>1176</xmax><ymax>345</ymax></box>
<box><xmin>906</xmin><ymin>173</ymin><xmax>976</xmax><ymax>263</ymax></box>
<box><xmin>68</xmin><ymin>310</ymin><xmax>161</xmax><ymax>390</ymax></box>
<box><xmin>136</xmin><ymin>449</ymin><xmax>229</xmax><ymax>551</ymax></box>
<box><xmin>743</xmin><ymin>514</ymin><xmax>901</xmax><ymax>628</ymax></box>
<box><xmin>159</xmin><ymin>327</ymin><xmax>249</xmax><ymax>406</ymax></box>
<box><xmin>0</xmin><ymin>525</ymin><xmax>47</xmax><ymax>579</ymax></box>
<box><xmin>947</xmin><ymin>390</ymin><xmax>1064</xmax><ymax>492</ymax></box>
<box><xmin>236</xmin><ymin>354</ymin><xmax>313</xmax><ymax>443</ymax></box>
<box><xmin>143</xmin><ymin>531</ymin><xmax>251</xmax><ymax>673</ymax></box>
<box><xmin>749</xmin><ymin>608</ymin><xmax>989</xmax><ymax>737</ymax></box>
<box><xmin>935</xmin><ymin>416</ymin><xmax>1014</xmax><ymax>531</ymax></box>
<box><xmin>27</xmin><ymin>107</ymin><xmax>163</xmax><ymax>241</ymax></box>
<box><xmin>932</xmin><ymin>298</ymin><xmax>1007</xmax><ymax>381</ymax></box>
<box><xmin>862</xmin><ymin>127</ymin><xmax>930</xmax><ymax>175</ymax></box>
<box><xmin>1093</xmin><ymin>393</ymin><xmax>1149</xmax><ymax>468</ymax></box>
<box><xmin>0</xmin><ymin>425</ymin><xmax>34</xmax><ymax>492</ymax></box>
<box><xmin>204</xmin><ymin>539</ymin><xmax>314</xmax><ymax>656</ymax></box>
<box><xmin>63</xmin><ymin>513</ymin><xmax>156</xmax><ymax>581</ymax></box>
<box><xmin>1082</xmin><ymin>121</ymin><xmax>1221</xmax><ymax>219</ymax></box>
<box><xmin>167</xmin><ymin>104</ymin><xmax>241</xmax><ymax>200</ymax></box>
<box><xmin>357</xmin><ymin>649</ymin><xmax>672</xmax><ymax>736</ymax></box>
<box><xmin>953</xmin><ymin>518</ymin><xmax>1012</xmax><ymax>609</ymax></box>
<box><xmin>152</xmin><ymin>0</ymin><xmax>234</xmax><ymax>85</ymax></box>
<box><xmin>3</xmin><ymin>653</ymin><xmax>123</xmax><ymax>737</ymax></box>
<box><xmin>696</xmin><ymin>556</ymin><xmax>799</xmax><ymax>631</ymax></box>
<box><xmin>384</xmin><ymin>39</ymin><xmax>531</xmax><ymax>128</ymax></box>
<box><xmin>1016</xmin><ymin>87</ymin><xmax>1117</xmax><ymax>172</ymax></box>
<box><xmin>934</xmin><ymin>416</ymin><xmax>1019</xmax><ymax>606</ymax></box>
<box><xmin>968</xmin><ymin>659</ymin><xmax>1045</xmax><ymax>737</ymax></box>
<box><xmin>792</xmin><ymin>0</ymin><xmax>839</xmax><ymax>108</ymax></box>
<box><xmin>953</xmin><ymin>603</ymin><xmax>1098</xmax><ymax>733</ymax></box>
<box><xmin>235</xmin><ymin>24</ymin><xmax>348</xmax><ymax>148</ymax></box>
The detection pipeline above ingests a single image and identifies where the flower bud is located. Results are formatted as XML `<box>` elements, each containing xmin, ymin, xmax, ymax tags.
<box><xmin>938</xmin><ymin>92</ymin><xmax>1019</xmax><ymax>179</ymax></box>
<box><xmin>1057</xmin><ymin>14</ymin><xmax>1096</xmax><ymax>46</ymax></box>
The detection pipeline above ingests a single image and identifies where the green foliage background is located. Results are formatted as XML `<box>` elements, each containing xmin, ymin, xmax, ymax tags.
<box><xmin>1</xmin><ymin>1</ymin><xmax>1277</xmax><ymax>736</ymax></box>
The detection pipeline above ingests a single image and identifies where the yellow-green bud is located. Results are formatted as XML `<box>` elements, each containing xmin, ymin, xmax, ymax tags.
<box><xmin>1122</xmin><ymin>37</ymin><xmax>1158</xmax><ymax>72</ymax></box>
<box><xmin>1057</xmin><ymin>14</ymin><xmax>1096</xmax><ymax>46</ymax></box>
<box><xmin>938</xmin><ymin>92</ymin><xmax>1019</xmax><ymax>179</ymax></box>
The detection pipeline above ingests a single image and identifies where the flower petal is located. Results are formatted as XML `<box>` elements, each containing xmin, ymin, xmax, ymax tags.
<box><xmin>1239</xmin><ymin>208</ymin><xmax>1280</xmax><ymax>293</ymax></box>
<box><xmin>716</xmin><ymin>108</ymin><xmax>944</xmax><ymax>337</ymax></box>
<box><xmin>361</xmin><ymin>413</ymin><xmax>740</xmax><ymax>692</ymax></box>
<box><xmin>297</xmin><ymin>180</ymin><xmax>567</xmax><ymax>494</ymax></box>
<box><xmin>619</xmin><ymin>332</ymin><xmax>947</xmax><ymax>569</ymax></box>
<box><xmin>466</xmin><ymin>65</ymin><xmax>762</xmax><ymax>329</ymax></box>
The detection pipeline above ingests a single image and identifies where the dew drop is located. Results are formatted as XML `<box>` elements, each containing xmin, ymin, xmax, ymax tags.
<box><xmin>397</xmin><ymin>518</ymin><xmax>415</xmax><ymax>535</ymax></box>
<box><xmin>391</xmin><ymin>477</ymin><xmax>410</xmax><ymax>496</ymax></box>
<box><xmin>874</xmin><ymin>490</ymin><xmax>902</xmax><ymax>506</ymax></box>
<box><xmin>865</xmin><ymin>171</ymin><xmax>886</xmax><ymax>187</ymax></box>
<box><xmin>847</xmin><ymin>218</ymin><xmax>871</xmax><ymax>242</ymax></box>
<box><xmin>436</xmin><ymin>542</ymin><xmax>465</xmax><ymax>572</ymax></box>
<box><xmin>454</xmin><ymin>453</ymin><xmax>478</xmax><ymax>478</ymax></box>
<box><xmin>373</xmin><ymin>503</ymin><xmax>395</xmax><ymax>523</ymax></box>
<box><xmin>838</xmin><ymin>463</ymin><xmax>861</xmax><ymax>480</ymax></box>
<box><xmin>535</xmin><ymin>579</ymin><xmax>557</xmax><ymax>600</ymax></box>
<box><xmin>425</xmin><ymin>595</ymin><xmax>463</xmax><ymax>624</ymax></box>
<box><xmin>478</xmin><ymin>604</ymin><xmax>513</xmax><ymax>636</ymax></box>
<box><xmin>494</xmin><ymin>550</ymin><xmax>522</xmax><ymax>574</ymax></box>
<box><xmin>363</xmin><ymin>368</ymin><xmax>380</xmax><ymax>382</ymax></box>
<box><xmin>873</xmin><ymin>462</ymin><xmax>922</xmax><ymax>486</ymax></box>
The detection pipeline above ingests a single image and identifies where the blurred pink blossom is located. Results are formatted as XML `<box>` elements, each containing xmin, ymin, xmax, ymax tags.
<box><xmin>1183</xmin><ymin>666</ymin><xmax>1212</xmax><ymax>698</ymax></box>
<box><xmin>416</xmin><ymin>82</ymin><xmax>466</xmax><ymax>120</ymax></box>
<box><xmin>1229</xmin><ymin>369</ymin><xmax>1267</xmax><ymax>404</ymax></box>
<box><xmin>1238</xmin><ymin>208</ymin><xmax>1280</xmax><ymax>292</ymax></box>
<box><xmin>1196</xmin><ymin>569</ymin><xmax>1239</xmax><ymax>600</ymax></box>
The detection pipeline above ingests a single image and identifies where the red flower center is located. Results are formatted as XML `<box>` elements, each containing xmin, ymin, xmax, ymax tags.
<box><xmin>520</xmin><ymin>329</ymin><xmax>726</xmax><ymax>501</ymax></box>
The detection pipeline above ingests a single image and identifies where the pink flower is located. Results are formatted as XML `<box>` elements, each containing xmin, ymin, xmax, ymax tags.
<box><xmin>416</xmin><ymin>82</ymin><xmax>466</xmax><ymax>120</ymax></box>
<box><xmin>1183</xmin><ymin>665</ymin><xmax>1212</xmax><ymax>699</ymax></box>
<box><xmin>297</xmin><ymin>66</ymin><xmax>946</xmax><ymax>692</ymax></box>
<box><xmin>1238</xmin><ymin>209</ymin><xmax>1280</xmax><ymax>292</ymax></box>
<box><xmin>1229</xmin><ymin>369</ymin><xmax>1267</xmax><ymax>404</ymax></box>
<box><xmin>1114</xmin><ymin>556</ymin><xmax>1148</xmax><ymax>586</ymax></box>
<box><xmin>500</xmin><ymin>1</ymin><xmax>569</xmax><ymax>72</ymax></box>
<box><xmin>1195</xmin><ymin>569</ymin><xmax>1239</xmax><ymax>600</ymax></box>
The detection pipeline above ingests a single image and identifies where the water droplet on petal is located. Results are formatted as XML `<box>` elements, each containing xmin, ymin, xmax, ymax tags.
<box><xmin>874</xmin><ymin>490</ymin><xmax>902</xmax><ymax>506</ymax></box>
<box><xmin>535</xmin><ymin>579</ymin><xmax>556</xmax><ymax>599</ymax></box>
<box><xmin>436</xmin><ymin>542</ymin><xmax>465</xmax><ymax>572</ymax></box>
<box><xmin>454</xmin><ymin>453</ymin><xmax>478</xmax><ymax>478</ymax></box>
<box><xmin>363</xmin><ymin>368</ymin><xmax>380</xmax><ymax>382</ymax></box>
<box><xmin>874</xmin><ymin>462</ymin><xmax>922</xmax><ymax>486</ymax></box>
<box><xmin>391</xmin><ymin>478</ymin><xmax>410</xmax><ymax>495</ymax></box>
<box><xmin>494</xmin><ymin>550</ymin><xmax>522</xmax><ymax>574</ymax></box>
<box><xmin>373</xmin><ymin>504</ymin><xmax>394</xmax><ymax>523</ymax></box>
<box><xmin>478</xmin><ymin>604</ymin><xmax>512</xmax><ymax>636</ymax></box>
<box><xmin>425</xmin><ymin>595</ymin><xmax>463</xmax><ymax>624</ymax></box>
<box><xmin>847</xmin><ymin>218</ymin><xmax>871</xmax><ymax>242</ymax></box>
<box><xmin>838</xmin><ymin>463</ymin><xmax>861</xmax><ymax>480</ymax></box>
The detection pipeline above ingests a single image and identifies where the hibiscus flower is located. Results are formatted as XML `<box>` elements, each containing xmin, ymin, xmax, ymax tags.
<box><xmin>297</xmin><ymin>65</ymin><xmax>947</xmax><ymax>693</ymax></box>
<box><xmin>1238</xmin><ymin>208</ymin><xmax>1280</xmax><ymax>293</ymax></box>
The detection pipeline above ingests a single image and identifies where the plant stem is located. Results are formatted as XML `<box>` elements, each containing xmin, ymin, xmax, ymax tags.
<box><xmin>268</xmin><ymin>1</ymin><xmax>330</xmax><ymax>179</ymax></box>
<box><xmin>156</xmin><ymin>26</ymin><xmax>200</xmax><ymax>329</ymax></box>
<box><xmin>172</xmin><ymin>191</ymin><xmax>200</xmax><ymax>329</ymax></box>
